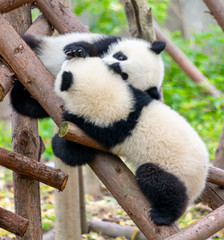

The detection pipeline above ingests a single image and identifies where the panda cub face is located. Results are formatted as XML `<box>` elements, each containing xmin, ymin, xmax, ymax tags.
<box><xmin>102</xmin><ymin>39</ymin><xmax>165</xmax><ymax>100</ymax></box>
<box><xmin>55</xmin><ymin>58</ymin><xmax>135</xmax><ymax>127</ymax></box>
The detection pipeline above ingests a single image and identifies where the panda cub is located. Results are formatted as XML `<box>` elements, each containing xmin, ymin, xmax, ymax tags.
<box><xmin>52</xmin><ymin>57</ymin><xmax>209</xmax><ymax>226</ymax></box>
<box><xmin>10</xmin><ymin>32</ymin><xmax>165</xmax><ymax>118</ymax></box>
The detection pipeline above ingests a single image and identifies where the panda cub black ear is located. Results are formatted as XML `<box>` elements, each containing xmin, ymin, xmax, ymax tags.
<box><xmin>146</xmin><ymin>87</ymin><xmax>161</xmax><ymax>100</ymax></box>
<box><xmin>61</xmin><ymin>71</ymin><xmax>74</xmax><ymax>91</ymax></box>
<box><xmin>150</xmin><ymin>41</ymin><xmax>166</xmax><ymax>54</ymax></box>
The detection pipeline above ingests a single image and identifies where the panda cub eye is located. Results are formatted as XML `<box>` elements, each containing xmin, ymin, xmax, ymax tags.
<box><xmin>113</xmin><ymin>51</ymin><xmax>127</xmax><ymax>61</ymax></box>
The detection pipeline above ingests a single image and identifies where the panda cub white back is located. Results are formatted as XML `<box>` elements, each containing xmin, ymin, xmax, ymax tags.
<box><xmin>54</xmin><ymin>57</ymin><xmax>209</xmax><ymax>226</ymax></box>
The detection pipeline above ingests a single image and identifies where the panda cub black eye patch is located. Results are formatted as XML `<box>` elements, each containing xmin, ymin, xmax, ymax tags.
<box><xmin>113</xmin><ymin>51</ymin><xmax>127</xmax><ymax>61</ymax></box>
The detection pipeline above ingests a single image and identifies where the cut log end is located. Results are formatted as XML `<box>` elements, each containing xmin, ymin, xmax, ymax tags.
<box><xmin>0</xmin><ymin>84</ymin><xmax>4</xmax><ymax>102</ymax></box>
<box><xmin>19</xmin><ymin>219</ymin><xmax>29</xmax><ymax>237</ymax></box>
<box><xmin>59</xmin><ymin>174</ymin><xmax>69</xmax><ymax>191</ymax></box>
<box><xmin>58</xmin><ymin>121</ymin><xmax>69</xmax><ymax>137</ymax></box>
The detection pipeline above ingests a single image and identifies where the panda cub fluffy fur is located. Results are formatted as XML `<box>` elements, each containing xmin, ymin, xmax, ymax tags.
<box><xmin>52</xmin><ymin>57</ymin><xmax>209</xmax><ymax>226</ymax></box>
<box><xmin>10</xmin><ymin>32</ymin><xmax>165</xmax><ymax>118</ymax></box>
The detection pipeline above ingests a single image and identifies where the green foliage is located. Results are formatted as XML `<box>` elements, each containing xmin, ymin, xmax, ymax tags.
<box><xmin>163</xmin><ymin>26</ymin><xmax>224</xmax><ymax>159</ymax></box>
<box><xmin>74</xmin><ymin>0</ymin><xmax>126</xmax><ymax>35</ymax></box>
<box><xmin>0</xmin><ymin>119</ymin><xmax>54</xmax><ymax>160</ymax></box>
<box><xmin>73</xmin><ymin>0</ymin><xmax>168</xmax><ymax>35</ymax></box>
<box><xmin>0</xmin><ymin>122</ymin><xmax>11</xmax><ymax>151</ymax></box>
<box><xmin>38</xmin><ymin>119</ymin><xmax>54</xmax><ymax>160</ymax></box>
<box><xmin>147</xmin><ymin>0</ymin><xmax>169</xmax><ymax>23</ymax></box>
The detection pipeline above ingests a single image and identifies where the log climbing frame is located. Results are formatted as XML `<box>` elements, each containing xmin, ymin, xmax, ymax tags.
<box><xmin>0</xmin><ymin>0</ymin><xmax>224</xmax><ymax>239</ymax></box>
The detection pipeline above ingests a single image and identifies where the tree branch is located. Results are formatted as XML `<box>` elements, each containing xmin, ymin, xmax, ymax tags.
<box><xmin>165</xmin><ymin>203</ymin><xmax>224</xmax><ymax>240</ymax></box>
<box><xmin>35</xmin><ymin>0</ymin><xmax>89</xmax><ymax>33</ymax></box>
<box><xmin>0</xmin><ymin>147</ymin><xmax>68</xmax><ymax>191</ymax></box>
<box><xmin>0</xmin><ymin>207</ymin><xmax>29</xmax><ymax>237</ymax></box>
<box><xmin>0</xmin><ymin>0</ymin><xmax>34</xmax><ymax>14</ymax></box>
<box><xmin>154</xmin><ymin>22</ymin><xmax>221</xmax><ymax>97</ymax></box>
<box><xmin>0</xmin><ymin>14</ymin><xmax>63</xmax><ymax>126</ymax></box>
<box><xmin>0</xmin><ymin>15</ymin><xmax>53</xmax><ymax>102</ymax></box>
<box><xmin>207</xmin><ymin>166</ymin><xmax>224</xmax><ymax>187</ymax></box>
<box><xmin>203</xmin><ymin>0</ymin><xmax>224</xmax><ymax>32</ymax></box>
<box><xmin>122</xmin><ymin>0</ymin><xmax>156</xmax><ymax>42</ymax></box>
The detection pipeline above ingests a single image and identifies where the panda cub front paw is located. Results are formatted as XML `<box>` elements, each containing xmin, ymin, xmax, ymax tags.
<box><xmin>64</xmin><ymin>44</ymin><xmax>89</xmax><ymax>58</ymax></box>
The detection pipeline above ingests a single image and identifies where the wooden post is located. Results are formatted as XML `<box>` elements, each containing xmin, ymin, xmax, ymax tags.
<box><xmin>4</xmin><ymin>5</ymin><xmax>43</xmax><ymax>240</ymax></box>
<box><xmin>55</xmin><ymin>157</ymin><xmax>82</xmax><ymax>240</ymax></box>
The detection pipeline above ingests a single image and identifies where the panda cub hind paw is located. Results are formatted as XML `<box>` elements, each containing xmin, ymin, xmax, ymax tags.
<box><xmin>150</xmin><ymin>208</ymin><xmax>178</xmax><ymax>226</ymax></box>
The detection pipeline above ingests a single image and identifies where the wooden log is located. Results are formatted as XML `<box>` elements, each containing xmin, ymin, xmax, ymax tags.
<box><xmin>0</xmin><ymin>0</ymin><xmax>34</xmax><ymax>14</ymax></box>
<box><xmin>59</xmin><ymin>121</ymin><xmax>104</xmax><ymax>151</ymax></box>
<box><xmin>201</xmin><ymin>183</ymin><xmax>224</xmax><ymax>210</ymax></box>
<box><xmin>0</xmin><ymin>14</ymin><xmax>53</xmax><ymax>102</ymax></box>
<box><xmin>0</xmin><ymin>147</ymin><xmax>68</xmax><ymax>191</ymax></box>
<box><xmin>203</xmin><ymin>0</ymin><xmax>224</xmax><ymax>32</ymax></box>
<box><xmin>154</xmin><ymin>23</ymin><xmax>221</xmax><ymax>97</ymax></box>
<box><xmin>35</xmin><ymin>0</ymin><xmax>88</xmax><ymax>33</ymax></box>
<box><xmin>0</xmin><ymin>14</ymin><xmax>63</xmax><ymax>126</ymax></box>
<box><xmin>25</xmin><ymin>14</ymin><xmax>54</xmax><ymax>36</ymax></box>
<box><xmin>165</xmin><ymin>203</ymin><xmax>224</xmax><ymax>240</ymax></box>
<box><xmin>207</xmin><ymin>166</ymin><xmax>224</xmax><ymax>187</ymax></box>
<box><xmin>87</xmin><ymin>219</ymin><xmax>146</xmax><ymax>240</ymax></box>
<box><xmin>0</xmin><ymin>207</ymin><xmax>29</xmax><ymax>237</ymax></box>
<box><xmin>0</xmin><ymin>60</ymin><xmax>15</xmax><ymax>102</ymax></box>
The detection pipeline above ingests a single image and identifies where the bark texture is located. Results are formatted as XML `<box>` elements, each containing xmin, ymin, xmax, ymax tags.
<box><xmin>166</xmin><ymin>203</ymin><xmax>224</xmax><ymax>240</ymax></box>
<box><xmin>0</xmin><ymin>207</ymin><xmax>29</xmax><ymax>237</ymax></box>
<box><xmin>0</xmin><ymin>147</ymin><xmax>68</xmax><ymax>191</ymax></box>
<box><xmin>207</xmin><ymin>166</ymin><xmax>224</xmax><ymax>187</ymax></box>
<box><xmin>35</xmin><ymin>0</ymin><xmax>88</xmax><ymax>33</ymax></box>
<box><xmin>0</xmin><ymin>0</ymin><xmax>34</xmax><ymax>14</ymax></box>
<box><xmin>203</xmin><ymin>0</ymin><xmax>224</xmax><ymax>32</ymax></box>
<box><xmin>0</xmin><ymin>14</ymin><xmax>63</xmax><ymax>126</ymax></box>
<box><xmin>122</xmin><ymin>0</ymin><xmax>156</xmax><ymax>42</ymax></box>
<box><xmin>0</xmin><ymin>14</ymin><xmax>53</xmax><ymax>102</ymax></box>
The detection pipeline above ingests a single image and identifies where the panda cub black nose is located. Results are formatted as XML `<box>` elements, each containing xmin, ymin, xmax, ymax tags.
<box><xmin>108</xmin><ymin>62</ymin><xmax>128</xmax><ymax>80</ymax></box>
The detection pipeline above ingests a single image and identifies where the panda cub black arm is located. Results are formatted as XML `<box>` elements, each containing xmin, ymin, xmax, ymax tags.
<box><xmin>63</xmin><ymin>36</ymin><xmax>121</xmax><ymax>59</ymax></box>
<box><xmin>64</xmin><ymin>41</ymin><xmax>97</xmax><ymax>58</ymax></box>
<box><xmin>10</xmin><ymin>34</ymin><xmax>49</xmax><ymax>119</ymax></box>
<box><xmin>51</xmin><ymin>134</ymin><xmax>97</xmax><ymax>166</ymax></box>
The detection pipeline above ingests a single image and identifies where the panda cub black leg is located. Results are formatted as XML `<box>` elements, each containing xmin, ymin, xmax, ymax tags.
<box><xmin>10</xmin><ymin>80</ymin><xmax>49</xmax><ymax>118</ymax></box>
<box><xmin>136</xmin><ymin>163</ymin><xmax>188</xmax><ymax>226</ymax></box>
<box><xmin>51</xmin><ymin>134</ymin><xmax>97</xmax><ymax>166</ymax></box>
<box><xmin>63</xmin><ymin>41</ymin><xmax>97</xmax><ymax>58</ymax></box>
